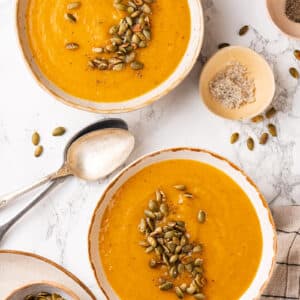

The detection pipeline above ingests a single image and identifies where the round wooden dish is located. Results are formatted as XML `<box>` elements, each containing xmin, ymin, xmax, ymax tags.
<box><xmin>266</xmin><ymin>0</ymin><xmax>300</xmax><ymax>40</ymax></box>
<box><xmin>88</xmin><ymin>147</ymin><xmax>277</xmax><ymax>300</ymax></box>
<box><xmin>5</xmin><ymin>281</ymin><xmax>79</xmax><ymax>300</ymax></box>
<box><xmin>199</xmin><ymin>46</ymin><xmax>275</xmax><ymax>120</ymax></box>
<box><xmin>16</xmin><ymin>0</ymin><xmax>204</xmax><ymax>114</ymax></box>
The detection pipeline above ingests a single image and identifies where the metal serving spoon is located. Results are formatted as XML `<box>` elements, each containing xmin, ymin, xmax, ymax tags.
<box><xmin>0</xmin><ymin>118</ymin><xmax>134</xmax><ymax>241</ymax></box>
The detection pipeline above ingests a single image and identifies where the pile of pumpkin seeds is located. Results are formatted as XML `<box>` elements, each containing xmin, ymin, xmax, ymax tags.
<box><xmin>65</xmin><ymin>0</ymin><xmax>154</xmax><ymax>71</ymax></box>
<box><xmin>230</xmin><ymin>106</ymin><xmax>278</xmax><ymax>151</ymax></box>
<box><xmin>31</xmin><ymin>127</ymin><xmax>66</xmax><ymax>157</ymax></box>
<box><xmin>24</xmin><ymin>292</ymin><xmax>66</xmax><ymax>300</ymax></box>
<box><xmin>138</xmin><ymin>188</ymin><xmax>206</xmax><ymax>299</ymax></box>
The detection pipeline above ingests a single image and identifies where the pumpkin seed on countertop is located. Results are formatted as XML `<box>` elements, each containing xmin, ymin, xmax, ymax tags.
<box><xmin>64</xmin><ymin>13</ymin><xmax>77</xmax><ymax>23</ymax></box>
<box><xmin>294</xmin><ymin>50</ymin><xmax>300</xmax><ymax>60</ymax></box>
<box><xmin>230</xmin><ymin>132</ymin><xmax>239</xmax><ymax>144</ymax></box>
<box><xmin>239</xmin><ymin>25</ymin><xmax>249</xmax><ymax>36</ymax></box>
<box><xmin>218</xmin><ymin>43</ymin><xmax>230</xmax><ymax>49</ymax></box>
<box><xmin>34</xmin><ymin>145</ymin><xmax>43</xmax><ymax>157</ymax></box>
<box><xmin>67</xmin><ymin>1</ymin><xmax>81</xmax><ymax>10</ymax></box>
<box><xmin>65</xmin><ymin>42</ymin><xmax>79</xmax><ymax>50</ymax></box>
<box><xmin>268</xmin><ymin>124</ymin><xmax>277</xmax><ymax>137</ymax></box>
<box><xmin>32</xmin><ymin>132</ymin><xmax>40</xmax><ymax>145</ymax></box>
<box><xmin>247</xmin><ymin>137</ymin><xmax>254</xmax><ymax>151</ymax></box>
<box><xmin>259</xmin><ymin>132</ymin><xmax>269</xmax><ymax>145</ymax></box>
<box><xmin>197</xmin><ymin>210</ymin><xmax>206</xmax><ymax>223</ymax></box>
<box><xmin>289</xmin><ymin>67</ymin><xmax>299</xmax><ymax>79</ymax></box>
<box><xmin>251</xmin><ymin>115</ymin><xmax>264</xmax><ymax>123</ymax></box>
<box><xmin>266</xmin><ymin>107</ymin><xmax>277</xmax><ymax>119</ymax></box>
<box><xmin>52</xmin><ymin>127</ymin><xmax>66</xmax><ymax>136</ymax></box>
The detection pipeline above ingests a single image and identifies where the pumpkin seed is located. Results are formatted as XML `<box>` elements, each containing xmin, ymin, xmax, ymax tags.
<box><xmin>289</xmin><ymin>67</ymin><xmax>299</xmax><ymax>79</ymax></box>
<box><xmin>193</xmin><ymin>245</ymin><xmax>203</xmax><ymax>253</ymax></box>
<box><xmin>52</xmin><ymin>127</ymin><xmax>66</xmax><ymax>136</ymax></box>
<box><xmin>175</xmin><ymin>287</ymin><xmax>184</xmax><ymax>299</ymax></box>
<box><xmin>114</xmin><ymin>3</ymin><xmax>127</xmax><ymax>10</ymax></box>
<box><xmin>169</xmin><ymin>254</ymin><xmax>179</xmax><ymax>263</ymax></box>
<box><xmin>34</xmin><ymin>145</ymin><xmax>43</xmax><ymax>157</ymax></box>
<box><xmin>218</xmin><ymin>42</ymin><xmax>230</xmax><ymax>49</ymax></box>
<box><xmin>173</xmin><ymin>184</ymin><xmax>186</xmax><ymax>191</ymax></box>
<box><xmin>160</xmin><ymin>203</ymin><xmax>169</xmax><ymax>216</ymax></box>
<box><xmin>142</xmin><ymin>3</ymin><xmax>151</xmax><ymax>13</ymax></box>
<box><xmin>194</xmin><ymin>293</ymin><xmax>206</xmax><ymax>300</ymax></box>
<box><xmin>194</xmin><ymin>258</ymin><xmax>203</xmax><ymax>266</ymax></box>
<box><xmin>169</xmin><ymin>266</ymin><xmax>178</xmax><ymax>278</ymax></box>
<box><xmin>268</xmin><ymin>124</ymin><xmax>277</xmax><ymax>137</ymax></box>
<box><xmin>64</xmin><ymin>13</ymin><xmax>77</xmax><ymax>23</ymax></box>
<box><xmin>130</xmin><ymin>61</ymin><xmax>144</xmax><ymax>70</ymax></box>
<box><xmin>106</xmin><ymin>44</ymin><xmax>117</xmax><ymax>52</ymax></box>
<box><xmin>65</xmin><ymin>42</ymin><xmax>79</xmax><ymax>50</ymax></box>
<box><xmin>247</xmin><ymin>137</ymin><xmax>254</xmax><ymax>151</ymax></box>
<box><xmin>92</xmin><ymin>47</ymin><xmax>104</xmax><ymax>53</ymax></box>
<box><xmin>294</xmin><ymin>50</ymin><xmax>300</xmax><ymax>60</ymax></box>
<box><xmin>109</xmin><ymin>25</ymin><xmax>119</xmax><ymax>35</ymax></box>
<box><xmin>143</xmin><ymin>29</ymin><xmax>151</xmax><ymax>40</ymax></box>
<box><xmin>239</xmin><ymin>25</ymin><xmax>249</xmax><ymax>36</ymax></box>
<box><xmin>183</xmin><ymin>192</ymin><xmax>193</xmax><ymax>198</ymax></box>
<box><xmin>144</xmin><ymin>209</ymin><xmax>155</xmax><ymax>219</ymax></box>
<box><xmin>125</xmin><ymin>52</ymin><xmax>136</xmax><ymax>63</ymax></box>
<box><xmin>230</xmin><ymin>132</ymin><xmax>239</xmax><ymax>144</ymax></box>
<box><xmin>138</xmin><ymin>218</ymin><xmax>146</xmax><ymax>233</ymax></box>
<box><xmin>266</xmin><ymin>107</ymin><xmax>277</xmax><ymax>119</ymax></box>
<box><xmin>131</xmin><ymin>33</ymin><xmax>140</xmax><ymax>44</ymax></box>
<box><xmin>197</xmin><ymin>210</ymin><xmax>206</xmax><ymax>223</ymax></box>
<box><xmin>139</xmin><ymin>41</ymin><xmax>147</xmax><ymax>48</ymax></box>
<box><xmin>180</xmin><ymin>283</ymin><xmax>187</xmax><ymax>292</ymax></box>
<box><xmin>147</xmin><ymin>236</ymin><xmax>157</xmax><ymax>247</ymax></box>
<box><xmin>148</xmin><ymin>199</ymin><xmax>159</xmax><ymax>211</ymax></box>
<box><xmin>67</xmin><ymin>1</ymin><xmax>81</xmax><ymax>10</ymax></box>
<box><xmin>32</xmin><ymin>132</ymin><xmax>40</xmax><ymax>145</ymax></box>
<box><xmin>159</xmin><ymin>282</ymin><xmax>173</xmax><ymax>291</ymax></box>
<box><xmin>259</xmin><ymin>133</ymin><xmax>269</xmax><ymax>145</ymax></box>
<box><xmin>251</xmin><ymin>115</ymin><xmax>264</xmax><ymax>123</ymax></box>
<box><xmin>112</xmin><ymin>63</ymin><xmax>125</xmax><ymax>71</ymax></box>
<box><xmin>186</xmin><ymin>284</ymin><xmax>197</xmax><ymax>295</ymax></box>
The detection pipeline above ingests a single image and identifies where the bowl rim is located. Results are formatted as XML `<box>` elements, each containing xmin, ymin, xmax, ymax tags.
<box><xmin>15</xmin><ymin>0</ymin><xmax>204</xmax><ymax>114</ymax></box>
<box><xmin>87</xmin><ymin>147</ymin><xmax>277</xmax><ymax>300</ymax></box>
<box><xmin>199</xmin><ymin>45</ymin><xmax>275</xmax><ymax>120</ymax></box>
<box><xmin>0</xmin><ymin>249</ymin><xmax>96</xmax><ymax>300</ymax></box>
<box><xmin>265</xmin><ymin>0</ymin><xmax>300</xmax><ymax>41</ymax></box>
<box><xmin>4</xmin><ymin>280</ymin><xmax>80</xmax><ymax>300</ymax></box>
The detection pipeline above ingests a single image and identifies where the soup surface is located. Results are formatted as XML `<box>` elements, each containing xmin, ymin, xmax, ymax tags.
<box><xmin>26</xmin><ymin>0</ymin><xmax>191</xmax><ymax>102</ymax></box>
<box><xmin>99</xmin><ymin>159</ymin><xmax>263</xmax><ymax>300</ymax></box>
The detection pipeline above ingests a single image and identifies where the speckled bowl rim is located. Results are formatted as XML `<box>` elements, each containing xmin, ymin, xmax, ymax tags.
<box><xmin>266</xmin><ymin>0</ymin><xmax>300</xmax><ymax>40</ymax></box>
<box><xmin>4</xmin><ymin>280</ymin><xmax>80</xmax><ymax>300</ymax></box>
<box><xmin>0</xmin><ymin>249</ymin><xmax>96</xmax><ymax>300</ymax></box>
<box><xmin>15</xmin><ymin>0</ymin><xmax>204</xmax><ymax>114</ymax></box>
<box><xmin>87</xmin><ymin>147</ymin><xmax>277</xmax><ymax>300</ymax></box>
<box><xmin>199</xmin><ymin>45</ymin><xmax>275</xmax><ymax>120</ymax></box>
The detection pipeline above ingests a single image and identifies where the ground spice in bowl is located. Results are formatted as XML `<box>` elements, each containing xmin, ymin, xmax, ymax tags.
<box><xmin>208</xmin><ymin>61</ymin><xmax>256</xmax><ymax>109</ymax></box>
<box><xmin>285</xmin><ymin>0</ymin><xmax>300</xmax><ymax>23</ymax></box>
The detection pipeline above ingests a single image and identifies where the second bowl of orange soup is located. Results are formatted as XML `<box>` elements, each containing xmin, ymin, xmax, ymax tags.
<box><xmin>89</xmin><ymin>148</ymin><xmax>276</xmax><ymax>300</ymax></box>
<box><xmin>17</xmin><ymin>0</ymin><xmax>204</xmax><ymax>113</ymax></box>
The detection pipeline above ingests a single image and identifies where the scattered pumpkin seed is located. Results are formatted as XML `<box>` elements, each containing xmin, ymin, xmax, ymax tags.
<box><xmin>259</xmin><ymin>133</ymin><xmax>269</xmax><ymax>145</ymax></box>
<box><xmin>268</xmin><ymin>124</ymin><xmax>277</xmax><ymax>137</ymax></box>
<box><xmin>251</xmin><ymin>115</ymin><xmax>264</xmax><ymax>123</ymax></box>
<box><xmin>266</xmin><ymin>107</ymin><xmax>277</xmax><ymax>119</ymax></box>
<box><xmin>173</xmin><ymin>184</ymin><xmax>186</xmax><ymax>191</ymax></box>
<box><xmin>92</xmin><ymin>47</ymin><xmax>104</xmax><ymax>54</ymax></box>
<box><xmin>32</xmin><ymin>132</ymin><xmax>40</xmax><ymax>145</ymax></box>
<box><xmin>34</xmin><ymin>145</ymin><xmax>43</xmax><ymax>157</ymax></box>
<box><xmin>52</xmin><ymin>127</ymin><xmax>66</xmax><ymax>136</ymax></box>
<box><xmin>247</xmin><ymin>137</ymin><xmax>254</xmax><ymax>151</ymax></box>
<box><xmin>64</xmin><ymin>13</ymin><xmax>77</xmax><ymax>23</ymax></box>
<box><xmin>294</xmin><ymin>50</ymin><xmax>300</xmax><ymax>60</ymax></box>
<box><xmin>67</xmin><ymin>1</ymin><xmax>81</xmax><ymax>10</ymax></box>
<box><xmin>197</xmin><ymin>210</ymin><xmax>206</xmax><ymax>223</ymax></box>
<box><xmin>218</xmin><ymin>43</ymin><xmax>230</xmax><ymax>49</ymax></box>
<box><xmin>239</xmin><ymin>25</ymin><xmax>249</xmax><ymax>36</ymax></box>
<box><xmin>65</xmin><ymin>42</ymin><xmax>79</xmax><ymax>50</ymax></box>
<box><xmin>230</xmin><ymin>132</ymin><xmax>239</xmax><ymax>144</ymax></box>
<box><xmin>183</xmin><ymin>192</ymin><xmax>193</xmax><ymax>198</ymax></box>
<box><xmin>289</xmin><ymin>67</ymin><xmax>299</xmax><ymax>79</ymax></box>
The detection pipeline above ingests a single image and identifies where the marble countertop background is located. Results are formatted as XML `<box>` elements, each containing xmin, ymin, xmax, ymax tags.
<box><xmin>1</xmin><ymin>0</ymin><xmax>300</xmax><ymax>298</ymax></box>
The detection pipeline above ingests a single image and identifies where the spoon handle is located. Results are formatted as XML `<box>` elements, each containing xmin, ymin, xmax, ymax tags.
<box><xmin>0</xmin><ymin>173</ymin><xmax>56</xmax><ymax>209</ymax></box>
<box><xmin>0</xmin><ymin>179</ymin><xmax>65</xmax><ymax>243</ymax></box>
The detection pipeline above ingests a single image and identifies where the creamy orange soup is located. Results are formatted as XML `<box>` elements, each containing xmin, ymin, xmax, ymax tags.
<box><xmin>99</xmin><ymin>160</ymin><xmax>263</xmax><ymax>300</ymax></box>
<box><xmin>26</xmin><ymin>0</ymin><xmax>191</xmax><ymax>102</ymax></box>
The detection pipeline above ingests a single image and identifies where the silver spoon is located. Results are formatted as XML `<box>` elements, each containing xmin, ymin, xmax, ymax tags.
<box><xmin>0</xmin><ymin>119</ymin><xmax>134</xmax><ymax>242</ymax></box>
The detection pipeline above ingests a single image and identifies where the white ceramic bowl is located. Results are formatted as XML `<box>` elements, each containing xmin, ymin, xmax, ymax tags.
<box><xmin>88</xmin><ymin>148</ymin><xmax>277</xmax><ymax>300</ymax></box>
<box><xmin>16</xmin><ymin>0</ymin><xmax>204</xmax><ymax>114</ymax></box>
<box><xmin>5</xmin><ymin>281</ymin><xmax>80</xmax><ymax>300</ymax></box>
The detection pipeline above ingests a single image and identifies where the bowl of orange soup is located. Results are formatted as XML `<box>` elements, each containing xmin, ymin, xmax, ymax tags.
<box><xmin>88</xmin><ymin>148</ymin><xmax>276</xmax><ymax>300</ymax></box>
<box><xmin>16</xmin><ymin>0</ymin><xmax>204</xmax><ymax>113</ymax></box>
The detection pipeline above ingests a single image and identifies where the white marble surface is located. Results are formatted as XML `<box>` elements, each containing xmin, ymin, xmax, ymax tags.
<box><xmin>1</xmin><ymin>0</ymin><xmax>300</xmax><ymax>298</ymax></box>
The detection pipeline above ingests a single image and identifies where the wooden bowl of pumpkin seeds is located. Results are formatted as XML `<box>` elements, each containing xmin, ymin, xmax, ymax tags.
<box><xmin>4</xmin><ymin>282</ymin><xmax>80</xmax><ymax>300</ymax></box>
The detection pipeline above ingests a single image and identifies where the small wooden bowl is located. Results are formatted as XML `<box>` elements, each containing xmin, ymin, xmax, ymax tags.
<box><xmin>16</xmin><ymin>0</ymin><xmax>204</xmax><ymax>114</ymax></box>
<box><xmin>199</xmin><ymin>46</ymin><xmax>275</xmax><ymax>120</ymax></box>
<box><xmin>266</xmin><ymin>0</ymin><xmax>300</xmax><ymax>40</ymax></box>
<box><xmin>88</xmin><ymin>148</ymin><xmax>277</xmax><ymax>299</ymax></box>
<box><xmin>5</xmin><ymin>281</ymin><xmax>80</xmax><ymax>300</ymax></box>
